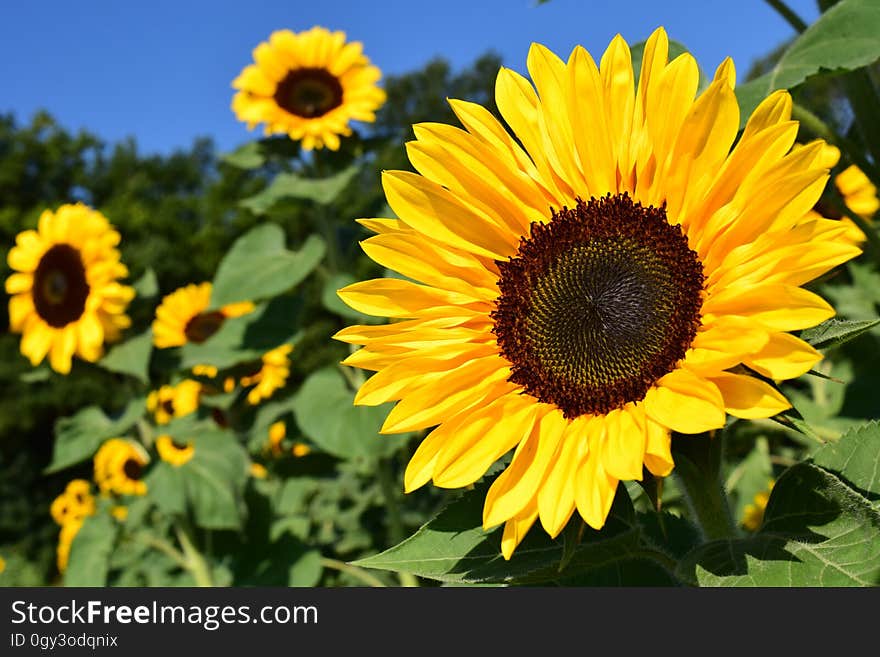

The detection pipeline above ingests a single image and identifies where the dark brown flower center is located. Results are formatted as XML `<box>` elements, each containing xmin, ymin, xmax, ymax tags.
<box><xmin>161</xmin><ymin>399</ymin><xmax>175</xmax><ymax>416</ymax></box>
<box><xmin>33</xmin><ymin>244</ymin><xmax>89</xmax><ymax>327</ymax></box>
<box><xmin>184</xmin><ymin>311</ymin><xmax>225</xmax><ymax>343</ymax></box>
<box><xmin>122</xmin><ymin>458</ymin><xmax>143</xmax><ymax>481</ymax></box>
<box><xmin>492</xmin><ymin>193</ymin><xmax>705</xmax><ymax>419</ymax></box>
<box><xmin>274</xmin><ymin>67</ymin><xmax>344</xmax><ymax>119</ymax></box>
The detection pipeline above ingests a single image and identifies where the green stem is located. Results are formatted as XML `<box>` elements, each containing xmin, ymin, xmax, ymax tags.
<box><xmin>137</xmin><ymin>533</ymin><xmax>188</xmax><ymax>570</ymax></box>
<box><xmin>671</xmin><ymin>431</ymin><xmax>738</xmax><ymax>541</ymax></box>
<box><xmin>763</xmin><ymin>0</ymin><xmax>809</xmax><ymax>32</ymax></box>
<box><xmin>174</xmin><ymin>521</ymin><xmax>214</xmax><ymax>587</ymax></box>
<box><xmin>376</xmin><ymin>459</ymin><xmax>419</xmax><ymax>587</ymax></box>
<box><xmin>320</xmin><ymin>558</ymin><xmax>387</xmax><ymax>587</ymax></box>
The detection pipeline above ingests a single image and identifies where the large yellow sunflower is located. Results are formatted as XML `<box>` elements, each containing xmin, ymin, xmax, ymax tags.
<box><xmin>5</xmin><ymin>203</ymin><xmax>135</xmax><ymax>374</ymax></box>
<box><xmin>231</xmin><ymin>26</ymin><xmax>386</xmax><ymax>151</ymax></box>
<box><xmin>240</xmin><ymin>344</ymin><xmax>293</xmax><ymax>405</ymax></box>
<box><xmin>50</xmin><ymin>479</ymin><xmax>96</xmax><ymax>526</ymax></box>
<box><xmin>335</xmin><ymin>28</ymin><xmax>861</xmax><ymax>558</ymax></box>
<box><xmin>152</xmin><ymin>282</ymin><xmax>253</xmax><ymax>348</ymax></box>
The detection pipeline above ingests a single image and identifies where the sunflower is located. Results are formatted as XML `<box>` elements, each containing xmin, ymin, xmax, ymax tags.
<box><xmin>155</xmin><ymin>434</ymin><xmax>195</xmax><ymax>466</ymax></box>
<box><xmin>146</xmin><ymin>379</ymin><xmax>202</xmax><ymax>425</ymax></box>
<box><xmin>50</xmin><ymin>479</ymin><xmax>96</xmax><ymax>526</ymax></box>
<box><xmin>266</xmin><ymin>420</ymin><xmax>311</xmax><ymax>457</ymax></box>
<box><xmin>231</xmin><ymin>26</ymin><xmax>386</xmax><ymax>151</ymax></box>
<box><xmin>335</xmin><ymin>28</ymin><xmax>861</xmax><ymax>558</ymax></box>
<box><xmin>808</xmin><ymin>144</ymin><xmax>878</xmax><ymax>245</ymax></box>
<box><xmin>5</xmin><ymin>203</ymin><xmax>135</xmax><ymax>374</ymax></box>
<box><xmin>741</xmin><ymin>479</ymin><xmax>775</xmax><ymax>532</ymax></box>
<box><xmin>152</xmin><ymin>282</ymin><xmax>253</xmax><ymax>348</ymax></box>
<box><xmin>240</xmin><ymin>344</ymin><xmax>293</xmax><ymax>405</ymax></box>
<box><xmin>250</xmin><ymin>462</ymin><xmax>268</xmax><ymax>479</ymax></box>
<box><xmin>94</xmin><ymin>438</ymin><xmax>148</xmax><ymax>497</ymax></box>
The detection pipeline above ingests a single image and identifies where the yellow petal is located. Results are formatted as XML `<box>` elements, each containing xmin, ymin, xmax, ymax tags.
<box><xmin>537</xmin><ymin>416</ymin><xmax>588</xmax><ymax>538</ymax></box>
<box><xmin>745</xmin><ymin>332</ymin><xmax>822</xmax><ymax>381</ymax></box>
<box><xmin>574</xmin><ymin>430</ymin><xmax>619</xmax><ymax>530</ymax></box>
<box><xmin>708</xmin><ymin>372</ymin><xmax>792</xmax><ymax>419</ymax></box>
<box><xmin>600</xmin><ymin>407</ymin><xmax>645</xmax><ymax>481</ymax></box>
<box><xmin>643</xmin><ymin>415</ymin><xmax>674</xmax><ymax>477</ymax></box>
<box><xmin>337</xmin><ymin>278</ymin><xmax>484</xmax><ymax>319</ymax></box>
<box><xmin>483</xmin><ymin>408</ymin><xmax>565</xmax><ymax>528</ymax></box>
<box><xmin>702</xmin><ymin>284</ymin><xmax>834</xmax><ymax>332</ymax></box>
<box><xmin>643</xmin><ymin>368</ymin><xmax>726</xmax><ymax>434</ymax></box>
<box><xmin>433</xmin><ymin>393</ymin><xmax>539</xmax><ymax>489</ymax></box>
<box><xmin>501</xmin><ymin>499</ymin><xmax>539</xmax><ymax>560</ymax></box>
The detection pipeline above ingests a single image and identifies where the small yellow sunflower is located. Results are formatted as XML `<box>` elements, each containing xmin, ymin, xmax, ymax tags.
<box><xmin>808</xmin><ymin>144</ymin><xmax>878</xmax><ymax>245</ymax></box>
<box><xmin>231</xmin><ymin>26</ymin><xmax>386</xmax><ymax>150</ymax></box>
<box><xmin>240</xmin><ymin>344</ymin><xmax>293</xmax><ymax>405</ymax></box>
<box><xmin>335</xmin><ymin>28</ymin><xmax>861</xmax><ymax>558</ymax></box>
<box><xmin>155</xmin><ymin>434</ymin><xmax>195</xmax><ymax>466</ymax></box>
<box><xmin>5</xmin><ymin>203</ymin><xmax>135</xmax><ymax>374</ymax></box>
<box><xmin>146</xmin><ymin>379</ymin><xmax>202</xmax><ymax>425</ymax></box>
<box><xmin>0</xmin><ymin>555</ymin><xmax>5</xmax><ymax>575</ymax></box>
<box><xmin>93</xmin><ymin>438</ymin><xmax>148</xmax><ymax>497</ymax></box>
<box><xmin>111</xmin><ymin>506</ymin><xmax>128</xmax><ymax>522</ymax></box>
<box><xmin>152</xmin><ymin>282</ymin><xmax>253</xmax><ymax>348</ymax></box>
<box><xmin>250</xmin><ymin>462</ymin><xmax>268</xmax><ymax>479</ymax></box>
<box><xmin>741</xmin><ymin>479</ymin><xmax>775</xmax><ymax>532</ymax></box>
<box><xmin>50</xmin><ymin>479</ymin><xmax>96</xmax><ymax>526</ymax></box>
<box><xmin>56</xmin><ymin>517</ymin><xmax>85</xmax><ymax>573</ymax></box>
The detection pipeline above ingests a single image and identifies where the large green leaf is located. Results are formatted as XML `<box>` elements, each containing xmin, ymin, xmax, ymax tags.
<box><xmin>354</xmin><ymin>483</ymin><xmax>678</xmax><ymax>585</ymax></box>
<box><xmin>291</xmin><ymin>366</ymin><xmax>410</xmax><ymax>461</ymax></box>
<box><xmin>97</xmin><ymin>329</ymin><xmax>153</xmax><ymax>383</ymax></box>
<box><xmin>679</xmin><ymin>422</ymin><xmax>880</xmax><ymax>586</ymax></box>
<box><xmin>64</xmin><ymin>513</ymin><xmax>119</xmax><ymax>586</ymax></box>
<box><xmin>800</xmin><ymin>318</ymin><xmax>880</xmax><ymax>350</ymax></box>
<box><xmin>735</xmin><ymin>0</ymin><xmax>880</xmax><ymax>124</ymax></box>
<box><xmin>179</xmin><ymin>297</ymin><xmax>301</xmax><ymax>370</ymax></box>
<box><xmin>240</xmin><ymin>165</ymin><xmax>359</xmax><ymax>214</ymax></box>
<box><xmin>46</xmin><ymin>397</ymin><xmax>146</xmax><ymax>473</ymax></box>
<box><xmin>812</xmin><ymin>420</ymin><xmax>880</xmax><ymax>497</ymax></box>
<box><xmin>148</xmin><ymin>430</ymin><xmax>250</xmax><ymax>530</ymax></box>
<box><xmin>210</xmin><ymin>224</ymin><xmax>325</xmax><ymax>308</ymax></box>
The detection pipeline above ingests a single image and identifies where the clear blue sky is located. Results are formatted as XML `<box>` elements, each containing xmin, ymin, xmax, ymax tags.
<box><xmin>0</xmin><ymin>0</ymin><xmax>819</xmax><ymax>156</ymax></box>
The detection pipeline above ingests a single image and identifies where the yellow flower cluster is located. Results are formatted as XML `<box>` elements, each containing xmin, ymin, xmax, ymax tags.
<box><xmin>50</xmin><ymin>479</ymin><xmax>97</xmax><ymax>573</ymax></box>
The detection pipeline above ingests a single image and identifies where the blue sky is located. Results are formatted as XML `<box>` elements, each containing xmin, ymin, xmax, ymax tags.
<box><xmin>1</xmin><ymin>0</ymin><xmax>819</xmax><ymax>156</ymax></box>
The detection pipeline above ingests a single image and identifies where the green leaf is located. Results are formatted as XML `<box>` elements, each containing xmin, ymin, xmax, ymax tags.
<box><xmin>179</xmin><ymin>296</ymin><xmax>301</xmax><ymax>370</ymax></box>
<box><xmin>291</xmin><ymin>367</ymin><xmax>410</xmax><ymax>461</ymax></box>
<box><xmin>133</xmin><ymin>267</ymin><xmax>159</xmax><ymax>299</ymax></box>
<box><xmin>157</xmin><ymin>430</ymin><xmax>250</xmax><ymax>530</ymax></box>
<box><xmin>97</xmin><ymin>329</ymin><xmax>153</xmax><ymax>383</ymax></box>
<box><xmin>679</xmin><ymin>445</ymin><xmax>880</xmax><ymax>586</ymax></box>
<box><xmin>289</xmin><ymin>549</ymin><xmax>323</xmax><ymax>586</ymax></box>
<box><xmin>64</xmin><ymin>513</ymin><xmax>119</xmax><ymax>586</ymax></box>
<box><xmin>812</xmin><ymin>420</ymin><xmax>880</xmax><ymax>497</ymax></box>
<box><xmin>353</xmin><ymin>483</ymin><xmax>675</xmax><ymax>585</ymax></box>
<box><xmin>800</xmin><ymin>318</ymin><xmax>880</xmax><ymax>350</ymax></box>
<box><xmin>221</xmin><ymin>141</ymin><xmax>265</xmax><ymax>169</ymax></box>
<box><xmin>46</xmin><ymin>398</ymin><xmax>146</xmax><ymax>473</ymax></box>
<box><xmin>210</xmin><ymin>224</ymin><xmax>325</xmax><ymax>307</ymax></box>
<box><xmin>735</xmin><ymin>0</ymin><xmax>880</xmax><ymax>124</ymax></box>
<box><xmin>240</xmin><ymin>165</ymin><xmax>359</xmax><ymax>214</ymax></box>
<box><xmin>19</xmin><ymin>367</ymin><xmax>51</xmax><ymax>383</ymax></box>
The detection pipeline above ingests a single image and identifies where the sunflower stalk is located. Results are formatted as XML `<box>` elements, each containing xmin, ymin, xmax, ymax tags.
<box><xmin>671</xmin><ymin>430</ymin><xmax>738</xmax><ymax>541</ymax></box>
<box><xmin>174</xmin><ymin>520</ymin><xmax>214</xmax><ymax>587</ymax></box>
<box><xmin>762</xmin><ymin>0</ymin><xmax>808</xmax><ymax>33</ymax></box>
